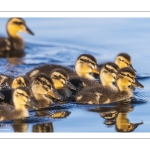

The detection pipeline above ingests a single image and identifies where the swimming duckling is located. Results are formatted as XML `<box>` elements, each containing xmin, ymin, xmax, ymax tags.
<box><xmin>49</xmin><ymin>68</ymin><xmax>76</xmax><ymax>101</ymax></box>
<box><xmin>0</xmin><ymin>18</ymin><xmax>34</xmax><ymax>57</ymax></box>
<box><xmin>75</xmin><ymin>67</ymin><xmax>144</xmax><ymax>104</ymax></box>
<box><xmin>26</xmin><ymin>54</ymin><xmax>99</xmax><ymax>81</ymax></box>
<box><xmin>0</xmin><ymin>87</ymin><xmax>35</xmax><ymax>121</ymax></box>
<box><xmin>0</xmin><ymin>74</ymin><xmax>30</xmax><ymax>89</ymax></box>
<box><xmin>115</xmin><ymin>53</ymin><xmax>136</xmax><ymax>72</ymax></box>
<box><xmin>31</xmin><ymin>74</ymin><xmax>62</xmax><ymax>109</ymax></box>
<box><xmin>0</xmin><ymin>75</ymin><xmax>30</xmax><ymax>104</ymax></box>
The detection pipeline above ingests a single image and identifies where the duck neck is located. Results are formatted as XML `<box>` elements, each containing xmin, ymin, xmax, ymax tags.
<box><xmin>14</xmin><ymin>104</ymin><xmax>29</xmax><ymax>117</ymax></box>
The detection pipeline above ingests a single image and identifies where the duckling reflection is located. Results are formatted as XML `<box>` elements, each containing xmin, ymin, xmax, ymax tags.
<box><xmin>32</xmin><ymin>122</ymin><xmax>54</xmax><ymax>132</ymax></box>
<box><xmin>12</xmin><ymin>120</ymin><xmax>28</xmax><ymax>132</ymax></box>
<box><xmin>0</xmin><ymin>18</ymin><xmax>34</xmax><ymax>57</ymax></box>
<box><xmin>35</xmin><ymin>109</ymin><xmax>71</xmax><ymax>119</ymax></box>
<box><xmin>115</xmin><ymin>111</ymin><xmax>143</xmax><ymax>132</ymax></box>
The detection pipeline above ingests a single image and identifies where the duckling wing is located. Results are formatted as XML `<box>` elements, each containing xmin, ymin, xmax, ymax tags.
<box><xmin>0</xmin><ymin>38</ymin><xmax>11</xmax><ymax>52</ymax></box>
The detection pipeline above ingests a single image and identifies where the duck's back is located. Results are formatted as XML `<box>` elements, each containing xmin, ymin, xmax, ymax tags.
<box><xmin>75</xmin><ymin>86</ymin><xmax>131</xmax><ymax>105</ymax></box>
<box><xmin>26</xmin><ymin>64</ymin><xmax>77</xmax><ymax>81</ymax></box>
<box><xmin>0</xmin><ymin>38</ymin><xmax>11</xmax><ymax>52</ymax></box>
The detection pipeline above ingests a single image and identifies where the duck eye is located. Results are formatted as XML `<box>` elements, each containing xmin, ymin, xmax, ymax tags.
<box><xmin>42</xmin><ymin>81</ymin><xmax>46</xmax><ymax>85</ymax></box>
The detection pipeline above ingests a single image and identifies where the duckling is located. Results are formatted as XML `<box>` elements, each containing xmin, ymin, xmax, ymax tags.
<box><xmin>115</xmin><ymin>53</ymin><xmax>136</xmax><ymax>72</ymax></box>
<box><xmin>75</xmin><ymin>62</ymin><xmax>118</xmax><ymax>90</ymax></box>
<box><xmin>49</xmin><ymin>68</ymin><xmax>76</xmax><ymax>101</ymax></box>
<box><xmin>0</xmin><ymin>18</ymin><xmax>34</xmax><ymax>57</ymax></box>
<box><xmin>31</xmin><ymin>74</ymin><xmax>62</xmax><ymax>109</ymax></box>
<box><xmin>0</xmin><ymin>75</ymin><xmax>30</xmax><ymax>104</ymax></box>
<box><xmin>26</xmin><ymin>54</ymin><xmax>99</xmax><ymax>81</ymax></box>
<box><xmin>75</xmin><ymin>67</ymin><xmax>144</xmax><ymax>104</ymax></box>
<box><xmin>0</xmin><ymin>74</ymin><xmax>30</xmax><ymax>89</ymax></box>
<box><xmin>0</xmin><ymin>87</ymin><xmax>35</xmax><ymax>121</ymax></box>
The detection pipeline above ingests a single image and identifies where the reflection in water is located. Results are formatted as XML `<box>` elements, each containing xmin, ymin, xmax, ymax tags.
<box><xmin>89</xmin><ymin>103</ymin><xmax>143</xmax><ymax>132</ymax></box>
<box><xmin>32</xmin><ymin>122</ymin><xmax>54</xmax><ymax>132</ymax></box>
<box><xmin>115</xmin><ymin>112</ymin><xmax>143</xmax><ymax>132</ymax></box>
<box><xmin>12</xmin><ymin>120</ymin><xmax>28</xmax><ymax>132</ymax></box>
<box><xmin>35</xmin><ymin>110</ymin><xmax>71</xmax><ymax>119</ymax></box>
<box><xmin>7</xmin><ymin>57</ymin><xmax>24</xmax><ymax>65</ymax></box>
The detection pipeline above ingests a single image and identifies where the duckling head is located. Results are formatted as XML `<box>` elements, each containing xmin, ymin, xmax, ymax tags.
<box><xmin>13</xmin><ymin>87</ymin><xmax>33</xmax><ymax>110</ymax></box>
<box><xmin>50</xmin><ymin>68</ymin><xmax>76</xmax><ymax>90</ymax></box>
<box><xmin>75</xmin><ymin>54</ymin><xmax>99</xmax><ymax>80</ymax></box>
<box><xmin>116</xmin><ymin>67</ymin><xmax>144</xmax><ymax>92</ymax></box>
<box><xmin>7</xmin><ymin>18</ymin><xmax>34</xmax><ymax>38</ymax></box>
<box><xmin>100</xmin><ymin>62</ymin><xmax>119</xmax><ymax>87</ymax></box>
<box><xmin>31</xmin><ymin>74</ymin><xmax>62</xmax><ymax>100</ymax></box>
<box><xmin>11</xmin><ymin>76</ymin><xmax>30</xmax><ymax>89</ymax></box>
<box><xmin>115</xmin><ymin>53</ymin><xmax>136</xmax><ymax>73</ymax></box>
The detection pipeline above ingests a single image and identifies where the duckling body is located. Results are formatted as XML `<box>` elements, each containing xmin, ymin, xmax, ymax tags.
<box><xmin>0</xmin><ymin>87</ymin><xmax>34</xmax><ymax>121</ymax></box>
<box><xmin>75</xmin><ymin>67</ymin><xmax>144</xmax><ymax>104</ymax></box>
<box><xmin>0</xmin><ymin>18</ymin><xmax>34</xmax><ymax>57</ymax></box>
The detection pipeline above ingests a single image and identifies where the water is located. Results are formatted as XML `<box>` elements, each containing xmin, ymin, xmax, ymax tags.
<box><xmin>0</xmin><ymin>18</ymin><xmax>150</xmax><ymax>132</ymax></box>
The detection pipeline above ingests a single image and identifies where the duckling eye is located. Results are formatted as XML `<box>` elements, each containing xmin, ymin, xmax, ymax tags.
<box><xmin>42</xmin><ymin>81</ymin><xmax>47</xmax><ymax>85</ymax></box>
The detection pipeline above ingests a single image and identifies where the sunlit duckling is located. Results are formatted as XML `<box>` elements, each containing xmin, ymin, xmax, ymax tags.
<box><xmin>0</xmin><ymin>75</ymin><xmax>30</xmax><ymax>104</ymax></box>
<box><xmin>75</xmin><ymin>67</ymin><xmax>144</xmax><ymax>104</ymax></box>
<box><xmin>71</xmin><ymin>62</ymin><xmax>119</xmax><ymax>94</ymax></box>
<box><xmin>26</xmin><ymin>54</ymin><xmax>99</xmax><ymax>81</ymax></box>
<box><xmin>31</xmin><ymin>74</ymin><xmax>62</xmax><ymax>108</ymax></box>
<box><xmin>99</xmin><ymin>62</ymin><xmax>119</xmax><ymax>90</ymax></box>
<box><xmin>49</xmin><ymin>68</ymin><xmax>76</xmax><ymax>101</ymax></box>
<box><xmin>0</xmin><ymin>87</ymin><xmax>35</xmax><ymax>121</ymax></box>
<box><xmin>115</xmin><ymin>53</ymin><xmax>144</xmax><ymax>89</ymax></box>
<box><xmin>0</xmin><ymin>74</ymin><xmax>30</xmax><ymax>89</ymax></box>
<box><xmin>0</xmin><ymin>18</ymin><xmax>34</xmax><ymax>55</ymax></box>
<box><xmin>115</xmin><ymin>53</ymin><xmax>136</xmax><ymax>72</ymax></box>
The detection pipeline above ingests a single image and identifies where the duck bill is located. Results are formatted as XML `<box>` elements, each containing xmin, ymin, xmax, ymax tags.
<box><xmin>65</xmin><ymin>81</ymin><xmax>76</xmax><ymax>90</ymax></box>
<box><xmin>26</xmin><ymin>99</ymin><xmax>38</xmax><ymax>110</ymax></box>
<box><xmin>0</xmin><ymin>92</ymin><xmax>5</xmax><ymax>100</ymax></box>
<box><xmin>47</xmin><ymin>88</ymin><xmax>62</xmax><ymax>100</ymax></box>
<box><xmin>132</xmin><ymin>122</ymin><xmax>143</xmax><ymax>130</ymax></box>
<box><xmin>25</xmin><ymin>26</ymin><xmax>34</xmax><ymax>35</ymax></box>
<box><xmin>129</xmin><ymin>64</ymin><xmax>137</xmax><ymax>74</ymax></box>
<box><xmin>132</xmin><ymin>78</ymin><xmax>144</xmax><ymax>88</ymax></box>
<box><xmin>92</xmin><ymin>67</ymin><xmax>99</xmax><ymax>74</ymax></box>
